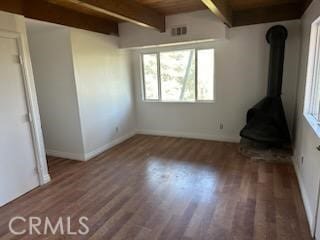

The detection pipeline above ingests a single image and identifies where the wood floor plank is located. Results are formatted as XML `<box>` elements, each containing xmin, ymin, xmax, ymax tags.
<box><xmin>0</xmin><ymin>135</ymin><xmax>312</xmax><ymax>240</ymax></box>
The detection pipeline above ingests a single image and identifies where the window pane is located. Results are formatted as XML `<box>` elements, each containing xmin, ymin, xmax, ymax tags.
<box><xmin>160</xmin><ymin>50</ymin><xmax>195</xmax><ymax>101</ymax></box>
<box><xmin>197</xmin><ymin>49</ymin><xmax>214</xmax><ymax>101</ymax></box>
<box><xmin>312</xmin><ymin>66</ymin><xmax>320</xmax><ymax>120</ymax></box>
<box><xmin>311</xmin><ymin>27</ymin><xmax>320</xmax><ymax>121</ymax></box>
<box><xmin>143</xmin><ymin>54</ymin><xmax>159</xmax><ymax>100</ymax></box>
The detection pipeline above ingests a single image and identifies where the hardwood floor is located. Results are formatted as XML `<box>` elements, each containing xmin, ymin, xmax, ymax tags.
<box><xmin>0</xmin><ymin>135</ymin><xmax>312</xmax><ymax>240</ymax></box>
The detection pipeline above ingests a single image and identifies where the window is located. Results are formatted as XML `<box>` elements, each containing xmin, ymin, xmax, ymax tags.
<box><xmin>304</xmin><ymin>17</ymin><xmax>320</xmax><ymax>137</ymax></box>
<box><xmin>142</xmin><ymin>54</ymin><xmax>159</xmax><ymax>100</ymax></box>
<box><xmin>197</xmin><ymin>49</ymin><xmax>215</xmax><ymax>101</ymax></box>
<box><xmin>142</xmin><ymin>48</ymin><xmax>215</xmax><ymax>102</ymax></box>
<box><xmin>160</xmin><ymin>50</ymin><xmax>195</xmax><ymax>101</ymax></box>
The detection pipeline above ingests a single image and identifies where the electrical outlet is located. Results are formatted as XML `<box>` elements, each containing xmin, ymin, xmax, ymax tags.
<box><xmin>116</xmin><ymin>127</ymin><xmax>119</xmax><ymax>133</ymax></box>
<box><xmin>219</xmin><ymin>123</ymin><xmax>224</xmax><ymax>130</ymax></box>
<box><xmin>301</xmin><ymin>156</ymin><xmax>304</xmax><ymax>166</ymax></box>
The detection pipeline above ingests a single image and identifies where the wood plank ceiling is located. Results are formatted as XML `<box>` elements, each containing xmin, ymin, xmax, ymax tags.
<box><xmin>135</xmin><ymin>0</ymin><xmax>207</xmax><ymax>15</ymax></box>
<box><xmin>0</xmin><ymin>0</ymin><xmax>313</xmax><ymax>35</ymax></box>
<box><xmin>230</xmin><ymin>0</ymin><xmax>312</xmax><ymax>26</ymax></box>
<box><xmin>231</xmin><ymin>0</ymin><xmax>301</xmax><ymax>10</ymax></box>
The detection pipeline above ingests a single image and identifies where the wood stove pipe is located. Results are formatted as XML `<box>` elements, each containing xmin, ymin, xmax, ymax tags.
<box><xmin>266</xmin><ymin>25</ymin><xmax>288</xmax><ymax>97</ymax></box>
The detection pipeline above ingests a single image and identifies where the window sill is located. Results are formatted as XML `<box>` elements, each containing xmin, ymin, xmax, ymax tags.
<box><xmin>304</xmin><ymin>113</ymin><xmax>320</xmax><ymax>138</ymax></box>
<box><xmin>142</xmin><ymin>100</ymin><xmax>215</xmax><ymax>104</ymax></box>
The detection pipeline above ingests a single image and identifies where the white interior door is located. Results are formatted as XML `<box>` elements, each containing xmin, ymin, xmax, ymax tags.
<box><xmin>0</xmin><ymin>34</ymin><xmax>39</xmax><ymax>207</ymax></box>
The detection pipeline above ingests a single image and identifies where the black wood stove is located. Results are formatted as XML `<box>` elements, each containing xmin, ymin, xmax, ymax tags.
<box><xmin>240</xmin><ymin>25</ymin><xmax>291</xmax><ymax>146</ymax></box>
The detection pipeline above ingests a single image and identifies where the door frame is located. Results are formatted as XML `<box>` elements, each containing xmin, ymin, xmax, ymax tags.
<box><xmin>0</xmin><ymin>29</ymin><xmax>50</xmax><ymax>185</ymax></box>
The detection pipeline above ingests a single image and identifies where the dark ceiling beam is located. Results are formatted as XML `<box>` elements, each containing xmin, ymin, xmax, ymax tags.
<box><xmin>301</xmin><ymin>0</ymin><xmax>313</xmax><ymax>15</ymax></box>
<box><xmin>0</xmin><ymin>0</ymin><xmax>118</xmax><ymax>35</ymax></box>
<box><xmin>47</xmin><ymin>0</ymin><xmax>166</xmax><ymax>32</ymax></box>
<box><xmin>25</xmin><ymin>0</ymin><xmax>118</xmax><ymax>35</ymax></box>
<box><xmin>0</xmin><ymin>0</ymin><xmax>24</xmax><ymax>15</ymax></box>
<box><xmin>201</xmin><ymin>0</ymin><xmax>233</xmax><ymax>27</ymax></box>
<box><xmin>233</xmin><ymin>3</ymin><xmax>302</xmax><ymax>27</ymax></box>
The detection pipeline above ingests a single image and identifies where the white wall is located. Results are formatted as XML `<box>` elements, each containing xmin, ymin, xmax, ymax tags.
<box><xmin>70</xmin><ymin>29</ymin><xmax>136</xmax><ymax>159</ymax></box>
<box><xmin>132</xmin><ymin>20</ymin><xmax>301</xmax><ymax>142</ymax></box>
<box><xmin>27</xmin><ymin>24</ymin><xmax>85</xmax><ymax>159</ymax></box>
<box><xmin>119</xmin><ymin>10</ymin><xmax>227</xmax><ymax>49</ymax></box>
<box><xmin>292</xmin><ymin>0</ymin><xmax>320</xmax><ymax>234</ymax></box>
<box><xmin>27</xmin><ymin>22</ymin><xmax>136</xmax><ymax>161</ymax></box>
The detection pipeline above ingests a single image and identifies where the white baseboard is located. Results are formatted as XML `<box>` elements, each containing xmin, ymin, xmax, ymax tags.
<box><xmin>293</xmin><ymin>159</ymin><xmax>315</xmax><ymax>235</ymax></box>
<box><xmin>46</xmin><ymin>132</ymin><xmax>136</xmax><ymax>162</ymax></box>
<box><xmin>42</xmin><ymin>174</ymin><xmax>51</xmax><ymax>185</ymax></box>
<box><xmin>136</xmin><ymin>129</ymin><xmax>241</xmax><ymax>143</ymax></box>
<box><xmin>46</xmin><ymin>130</ymin><xmax>238</xmax><ymax>162</ymax></box>
<box><xmin>84</xmin><ymin>131</ymin><xmax>136</xmax><ymax>161</ymax></box>
<box><xmin>46</xmin><ymin>149</ymin><xmax>86</xmax><ymax>161</ymax></box>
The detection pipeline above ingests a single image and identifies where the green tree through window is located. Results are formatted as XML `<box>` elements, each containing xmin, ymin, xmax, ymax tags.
<box><xmin>142</xmin><ymin>48</ymin><xmax>214</xmax><ymax>102</ymax></box>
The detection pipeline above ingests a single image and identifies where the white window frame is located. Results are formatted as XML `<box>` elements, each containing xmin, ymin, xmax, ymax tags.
<box><xmin>304</xmin><ymin>16</ymin><xmax>320</xmax><ymax>138</ymax></box>
<box><xmin>141</xmin><ymin>47</ymin><xmax>215</xmax><ymax>103</ymax></box>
